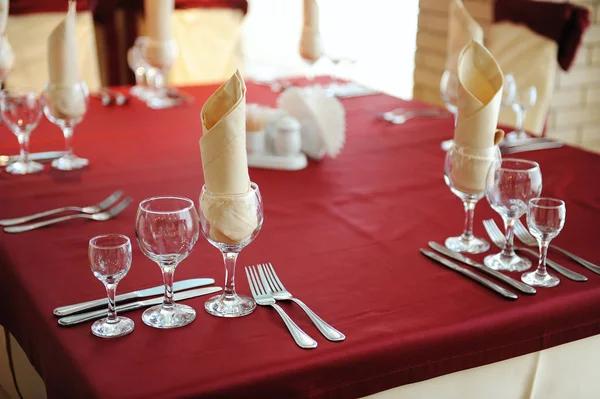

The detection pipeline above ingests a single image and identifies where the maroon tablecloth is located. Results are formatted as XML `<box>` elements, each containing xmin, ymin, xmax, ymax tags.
<box><xmin>0</xmin><ymin>83</ymin><xmax>600</xmax><ymax>398</ymax></box>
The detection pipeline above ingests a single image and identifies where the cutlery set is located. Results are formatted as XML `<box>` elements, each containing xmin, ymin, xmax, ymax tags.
<box><xmin>0</xmin><ymin>190</ymin><xmax>131</xmax><ymax>233</ymax></box>
<box><xmin>422</xmin><ymin>219</ymin><xmax>599</xmax><ymax>299</ymax></box>
<box><xmin>56</xmin><ymin>278</ymin><xmax>220</xmax><ymax>326</ymax></box>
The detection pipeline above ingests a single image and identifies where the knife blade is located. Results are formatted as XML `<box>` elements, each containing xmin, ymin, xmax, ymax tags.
<box><xmin>428</xmin><ymin>242</ymin><xmax>536</xmax><ymax>295</ymax></box>
<box><xmin>0</xmin><ymin>151</ymin><xmax>66</xmax><ymax>167</ymax></box>
<box><xmin>53</xmin><ymin>278</ymin><xmax>215</xmax><ymax>316</ymax></box>
<box><xmin>58</xmin><ymin>286</ymin><xmax>222</xmax><ymax>326</ymax></box>
<box><xmin>501</xmin><ymin>141</ymin><xmax>564</xmax><ymax>155</ymax></box>
<box><xmin>420</xmin><ymin>249</ymin><xmax>518</xmax><ymax>300</ymax></box>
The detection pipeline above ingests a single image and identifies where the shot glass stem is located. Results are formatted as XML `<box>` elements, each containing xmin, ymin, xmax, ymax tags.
<box><xmin>105</xmin><ymin>282</ymin><xmax>118</xmax><ymax>324</ymax></box>
<box><xmin>537</xmin><ymin>239</ymin><xmax>550</xmax><ymax>276</ymax></box>
<box><xmin>161</xmin><ymin>262</ymin><xmax>177</xmax><ymax>308</ymax></box>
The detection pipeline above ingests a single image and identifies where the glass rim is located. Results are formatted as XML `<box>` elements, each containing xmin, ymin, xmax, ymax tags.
<box><xmin>494</xmin><ymin>158</ymin><xmax>540</xmax><ymax>173</ymax></box>
<box><xmin>201</xmin><ymin>182</ymin><xmax>259</xmax><ymax>198</ymax></box>
<box><xmin>138</xmin><ymin>196</ymin><xmax>195</xmax><ymax>214</ymax></box>
<box><xmin>529</xmin><ymin>197</ymin><xmax>565</xmax><ymax>209</ymax></box>
<box><xmin>89</xmin><ymin>234</ymin><xmax>131</xmax><ymax>250</ymax></box>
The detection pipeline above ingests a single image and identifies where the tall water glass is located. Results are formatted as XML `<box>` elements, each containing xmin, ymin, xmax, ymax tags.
<box><xmin>199</xmin><ymin>182</ymin><xmax>264</xmax><ymax>318</ymax></box>
<box><xmin>89</xmin><ymin>234</ymin><xmax>135</xmax><ymax>338</ymax></box>
<box><xmin>135</xmin><ymin>197</ymin><xmax>200</xmax><ymax>328</ymax></box>
<box><xmin>485</xmin><ymin>159</ymin><xmax>542</xmax><ymax>271</ymax></box>
<box><xmin>142</xmin><ymin>39</ymin><xmax>178</xmax><ymax>108</ymax></box>
<box><xmin>444</xmin><ymin>144</ymin><xmax>500</xmax><ymax>253</ymax></box>
<box><xmin>521</xmin><ymin>198</ymin><xmax>566</xmax><ymax>287</ymax></box>
<box><xmin>127</xmin><ymin>36</ymin><xmax>150</xmax><ymax>99</ymax></box>
<box><xmin>0</xmin><ymin>89</ymin><xmax>43</xmax><ymax>174</ymax></box>
<box><xmin>506</xmin><ymin>86</ymin><xmax>537</xmax><ymax>141</ymax></box>
<box><xmin>42</xmin><ymin>81</ymin><xmax>89</xmax><ymax>170</ymax></box>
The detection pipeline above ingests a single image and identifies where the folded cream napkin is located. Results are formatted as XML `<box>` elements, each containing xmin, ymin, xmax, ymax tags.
<box><xmin>144</xmin><ymin>0</ymin><xmax>176</xmax><ymax>67</ymax></box>
<box><xmin>0</xmin><ymin>0</ymin><xmax>8</xmax><ymax>34</ymax></box>
<box><xmin>446</xmin><ymin>0</ymin><xmax>484</xmax><ymax>75</ymax></box>
<box><xmin>299</xmin><ymin>0</ymin><xmax>322</xmax><ymax>62</ymax></box>
<box><xmin>0</xmin><ymin>0</ymin><xmax>14</xmax><ymax>75</ymax></box>
<box><xmin>47</xmin><ymin>1</ymin><xmax>86</xmax><ymax>119</ymax></box>
<box><xmin>199</xmin><ymin>70</ymin><xmax>257</xmax><ymax>244</ymax></box>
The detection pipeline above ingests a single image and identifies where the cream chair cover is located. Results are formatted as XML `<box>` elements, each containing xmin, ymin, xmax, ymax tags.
<box><xmin>486</xmin><ymin>22</ymin><xmax>557</xmax><ymax>136</ymax></box>
<box><xmin>5</xmin><ymin>11</ymin><xmax>101</xmax><ymax>92</ymax></box>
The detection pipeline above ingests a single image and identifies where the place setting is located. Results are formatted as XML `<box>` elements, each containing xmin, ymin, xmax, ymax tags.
<box><xmin>421</xmin><ymin>40</ymin><xmax>598</xmax><ymax>300</ymax></box>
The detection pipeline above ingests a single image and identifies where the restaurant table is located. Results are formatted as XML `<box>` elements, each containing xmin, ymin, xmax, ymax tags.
<box><xmin>0</xmin><ymin>82</ymin><xmax>600</xmax><ymax>399</ymax></box>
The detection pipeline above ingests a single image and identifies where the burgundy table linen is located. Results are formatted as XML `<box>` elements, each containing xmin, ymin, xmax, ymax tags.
<box><xmin>494</xmin><ymin>0</ymin><xmax>591</xmax><ymax>71</ymax></box>
<box><xmin>0</xmin><ymin>84</ymin><xmax>600</xmax><ymax>398</ymax></box>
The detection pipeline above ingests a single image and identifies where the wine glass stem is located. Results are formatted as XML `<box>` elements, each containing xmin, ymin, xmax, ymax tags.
<box><xmin>135</xmin><ymin>68</ymin><xmax>145</xmax><ymax>86</ymax></box>
<box><xmin>461</xmin><ymin>199</ymin><xmax>477</xmax><ymax>241</ymax></box>
<box><xmin>62</xmin><ymin>127</ymin><xmax>74</xmax><ymax>157</ymax></box>
<box><xmin>451</xmin><ymin>112</ymin><xmax>457</xmax><ymax>128</ymax></box>
<box><xmin>537</xmin><ymin>239</ymin><xmax>550</xmax><ymax>276</ymax></box>
<box><xmin>161</xmin><ymin>264</ymin><xmax>176</xmax><ymax>307</ymax></box>
<box><xmin>502</xmin><ymin>218</ymin><xmax>516</xmax><ymax>257</ymax></box>
<box><xmin>515</xmin><ymin>106</ymin><xmax>524</xmax><ymax>133</ymax></box>
<box><xmin>222</xmin><ymin>252</ymin><xmax>238</xmax><ymax>298</ymax></box>
<box><xmin>17</xmin><ymin>132</ymin><xmax>31</xmax><ymax>163</ymax></box>
<box><xmin>104</xmin><ymin>282</ymin><xmax>118</xmax><ymax>323</ymax></box>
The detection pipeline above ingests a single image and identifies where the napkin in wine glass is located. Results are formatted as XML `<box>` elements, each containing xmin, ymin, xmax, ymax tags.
<box><xmin>199</xmin><ymin>70</ymin><xmax>257</xmax><ymax>245</ymax></box>
<box><xmin>144</xmin><ymin>0</ymin><xmax>176</xmax><ymax>67</ymax></box>
<box><xmin>299</xmin><ymin>0</ymin><xmax>322</xmax><ymax>63</ymax></box>
<box><xmin>47</xmin><ymin>0</ymin><xmax>86</xmax><ymax>119</ymax></box>
<box><xmin>445</xmin><ymin>0</ymin><xmax>484</xmax><ymax>75</ymax></box>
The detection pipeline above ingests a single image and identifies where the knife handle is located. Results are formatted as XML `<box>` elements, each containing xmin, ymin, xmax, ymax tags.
<box><xmin>480</xmin><ymin>266</ymin><xmax>536</xmax><ymax>295</ymax></box>
<box><xmin>53</xmin><ymin>292</ymin><xmax>138</xmax><ymax>316</ymax></box>
<box><xmin>421</xmin><ymin>250</ymin><xmax>518</xmax><ymax>300</ymax></box>
<box><xmin>58</xmin><ymin>299</ymin><xmax>146</xmax><ymax>326</ymax></box>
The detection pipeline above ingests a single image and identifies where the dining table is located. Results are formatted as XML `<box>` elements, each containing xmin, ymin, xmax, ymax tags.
<box><xmin>0</xmin><ymin>80</ymin><xmax>599</xmax><ymax>399</ymax></box>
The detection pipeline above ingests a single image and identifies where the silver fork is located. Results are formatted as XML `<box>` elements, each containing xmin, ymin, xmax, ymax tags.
<box><xmin>0</xmin><ymin>190</ymin><xmax>124</xmax><ymax>226</ymax></box>
<box><xmin>513</xmin><ymin>219</ymin><xmax>600</xmax><ymax>275</ymax></box>
<box><xmin>483</xmin><ymin>219</ymin><xmax>587</xmax><ymax>282</ymax></box>
<box><xmin>258</xmin><ymin>263</ymin><xmax>345</xmax><ymax>342</ymax></box>
<box><xmin>245</xmin><ymin>266</ymin><xmax>317</xmax><ymax>349</ymax></box>
<box><xmin>4</xmin><ymin>197</ymin><xmax>132</xmax><ymax>233</ymax></box>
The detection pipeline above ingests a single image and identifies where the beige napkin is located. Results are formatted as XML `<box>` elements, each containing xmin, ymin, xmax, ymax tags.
<box><xmin>487</xmin><ymin>22</ymin><xmax>557</xmax><ymax>135</ymax></box>
<box><xmin>199</xmin><ymin>70</ymin><xmax>257</xmax><ymax>244</ymax></box>
<box><xmin>145</xmin><ymin>0</ymin><xmax>173</xmax><ymax>42</ymax></box>
<box><xmin>450</xmin><ymin>40</ymin><xmax>504</xmax><ymax>195</ymax></box>
<box><xmin>299</xmin><ymin>0</ymin><xmax>322</xmax><ymax>63</ymax></box>
<box><xmin>0</xmin><ymin>0</ymin><xmax>13</xmax><ymax>74</ymax></box>
<box><xmin>0</xmin><ymin>0</ymin><xmax>8</xmax><ymax>34</ymax></box>
<box><xmin>47</xmin><ymin>1</ymin><xmax>86</xmax><ymax>119</ymax></box>
<box><xmin>446</xmin><ymin>0</ymin><xmax>483</xmax><ymax>75</ymax></box>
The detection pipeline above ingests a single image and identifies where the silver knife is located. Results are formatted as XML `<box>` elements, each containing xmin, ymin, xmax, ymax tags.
<box><xmin>501</xmin><ymin>141</ymin><xmax>564</xmax><ymax>154</ymax></box>
<box><xmin>0</xmin><ymin>151</ymin><xmax>66</xmax><ymax>167</ymax></box>
<box><xmin>53</xmin><ymin>278</ymin><xmax>215</xmax><ymax>316</ymax></box>
<box><xmin>58</xmin><ymin>286</ymin><xmax>222</xmax><ymax>326</ymax></box>
<box><xmin>428</xmin><ymin>242</ymin><xmax>536</xmax><ymax>295</ymax></box>
<box><xmin>420</xmin><ymin>249</ymin><xmax>518</xmax><ymax>300</ymax></box>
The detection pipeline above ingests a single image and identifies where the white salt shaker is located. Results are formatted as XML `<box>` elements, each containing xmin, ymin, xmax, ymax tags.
<box><xmin>273</xmin><ymin>116</ymin><xmax>302</xmax><ymax>156</ymax></box>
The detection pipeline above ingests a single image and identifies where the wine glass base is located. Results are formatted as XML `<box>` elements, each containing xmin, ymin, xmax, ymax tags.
<box><xmin>505</xmin><ymin>130</ymin><xmax>528</xmax><ymax>141</ymax></box>
<box><xmin>52</xmin><ymin>154</ymin><xmax>89</xmax><ymax>171</ymax></box>
<box><xmin>146</xmin><ymin>95</ymin><xmax>179</xmax><ymax>110</ymax></box>
<box><xmin>142</xmin><ymin>303</ymin><xmax>196</xmax><ymax>329</ymax></box>
<box><xmin>204</xmin><ymin>293</ymin><xmax>256</xmax><ymax>318</ymax></box>
<box><xmin>441</xmin><ymin>139</ymin><xmax>454</xmax><ymax>151</ymax></box>
<box><xmin>445</xmin><ymin>236</ymin><xmax>490</xmax><ymax>254</ymax></box>
<box><xmin>91</xmin><ymin>316</ymin><xmax>134</xmax><ymax>338</ymax></box>
<box><xmin>521</xmin><ymin>270</ymin><xmax>560</xmax><ymax>287</ymax></box>
<box><xmin>130</xmin><ymin>85</ymin><xmax>149</xmax><ymax>100</ymax></box>
<box><xmin>5</xmin><ymin>160</ymin><xmax>44</xmax><ymax>175</ymax></box>
<box><xmin>484</xmin><ymin>252</ymin><xmax>532</xmax><ymax>272</ymax></box>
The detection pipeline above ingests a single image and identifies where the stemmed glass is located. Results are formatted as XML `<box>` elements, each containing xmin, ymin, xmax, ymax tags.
<box><xmin>484</xmin><ymin>159</ymin><xmax>542</xmax><ymax>271</ymax></box>
<box><xmin>521</xmin><ymin>198</ymin><xmax>566</xmax><ymax>287</ymax></box>
<box><xmin>42</xmin><ymin>81</ymin><xmax>89</xmax><ymax>170</ymax></box>
<box><xmin>444</xmin><ymin>144</ymin><xmax>500</xmax><ymax>253</ymax></box>
<box><xmin>142</xmin><ymin>39</ymin><xmax>179</xmax><ymax>109</ymax></box>
<box><xmin>0</xmin><ymin>34</ymin><xmax>15</xmax><ymax>87</ymax></box>
<box><xmin>135</xmin><ymin>196</ymin><xmax>199</xmax><ymax>328</ymax></box>
<box><xmin>0</xmin><ymin>89</ymin><xmax>43</xmax><ymax>174</ymax></box>
<box><xmin>501</xmin><ymin>74</ymin><xmax>517</xmax><ymax>110</ymax></box>
<box><xmin>88</xmin><ymin>234</ymin><xmax>135</xmax><ymax>338</ymax></box>
<box><xmin>127</xmin><ymin>36</ymin><xmax>150</xmax><ymax>100</ymax></box>
<box><xmin>199</xmin><ymin>182</ymin><xmax>264</xmax><ymax>318</ymax></box>
<box><xmin>506</xmin><ymin>86</ymin><xmax>537</xmax><ymax>141</ymax></box>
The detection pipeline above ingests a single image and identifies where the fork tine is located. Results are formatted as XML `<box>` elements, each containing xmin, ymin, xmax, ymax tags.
<box><xmin>257</xmin><ymin>265</ymin><xmax>274</xmax><ymax>294</ymax></box>
<box><xmin>266</xmin><ymin>263</ymin><xmax>285</xmax><ymax>291</ymax></box>
<box><xmin>483</xmin><ymin>219</ymin><xmax>504</xmax><ymax>247</ymax></box>
<box><xmin>250</xmin><ymin>266</ymin><xmax>264</xmax><ymax>295</ymax></box>
<box><xmin>261</xmin><ymin>264</ymin><xmax>280</xmax><ymax>292</ymax></box>
<box><xmin>109</xmin><ymin>197</ymin><xmax>132</xmax><ymax>217</ymax></box>
<box><xmin>245</xmin><ymin>267</ymin><xmax>258</xmax><ymax>299</ymax></box>
<box><xmin>514</xmin><ymin>220</ymin><xmax>535</xmax><ymax>244</ymax></box>
<box><xmin>98</xmin><ymin>190</ymin><xmax>124</xmax><ymax>209</ymax></box>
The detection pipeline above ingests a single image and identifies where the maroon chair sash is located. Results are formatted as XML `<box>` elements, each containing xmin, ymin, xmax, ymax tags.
<box><xmin>494</xmin><ymin>0</ymin><xmax>591</xmax><ymax>71</ymax></box>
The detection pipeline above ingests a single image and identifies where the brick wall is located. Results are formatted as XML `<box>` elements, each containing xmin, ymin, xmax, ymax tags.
<box><xmin>413</xmin><ymin>0</ymin><xmax>600</xmax><ymax>152</ymax></box>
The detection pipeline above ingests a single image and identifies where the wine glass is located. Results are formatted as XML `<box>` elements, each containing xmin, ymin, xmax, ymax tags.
<box><xmin>142</xmin><ymin>39</ymin><xmax>179</xmax><ymax>109</ymax></box>
<box><xmin>440</xmin><ymin>69</ymin><xmax>458</xmax><ymax>151</ymax></box>
<box><xmin>299</xmin><ymin>28</ymin><xmax>323</xmax><ymax>83</ymax></box>
<box><xmin>135</xmin><ymin>196</ymin><xmax>199</xmax><ymax>328</ymax></box>
<box><xmin>484</xmin><ymin>159</ymin><xmax>542</xmax><ymax>271</ymax></box>
<box><xmin>199</xmin><ymin>182</ymin><xmax>264</xmax><ymax>318</ymax></box>
<box><xmin>506</xmin><ymin>86</ymin><xmax>537</xmax><ymax>141</ymax></box>
<box><xmin>88</xmin><ymin>234</ymin><xmax>135</xmax><ymax>338</ymax></box>
<box><xmin>0</xmin><ymin>34</ymin><xmax>15</xmax><ymax>86</ymax></box>
<box><xmin>42</xmin><ymin>81</ymin><xmax>89</xmax><ymax>170</ymax></box>
<box><xmin>127</xmin><ymin>36</ymin><xmax>150</xmax><ymax>100</ymax></box>
<box><xmin>501</xmin><ymin>74</ymin><xmax>517</xmax><ymax>110</ymax></box>
<box><xmin>0</xmin><ymin>89</ymin><xmax>43</xmax><ymax>174</ymax></box>
<box><xmin>521</xmin><ymin>198</ymin><xmax>566</xmax><ymax>288</ymax></box>
<box><xmin>444</xmin><ymin>144</ymin><xmax>500</xmax><ymax>253</ymax></box>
